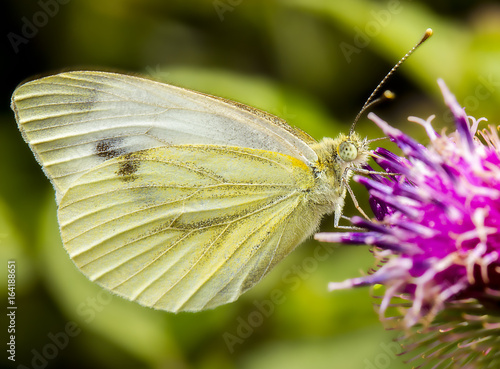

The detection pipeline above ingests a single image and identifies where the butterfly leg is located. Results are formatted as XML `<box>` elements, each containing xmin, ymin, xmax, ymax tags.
<box><xmin>335</xmin><ymin>219</ymin><xmax>365</xmax><ymax>231</ymax></box>
<box><xmin>352</xmin><ymin>167</ymin><xmax>399</xmax><ymax>177</ymax></box>
<box><xmin>342</xmin><ymin>177</ymin><xmax>371</xmax><ymax>221</ymax></box>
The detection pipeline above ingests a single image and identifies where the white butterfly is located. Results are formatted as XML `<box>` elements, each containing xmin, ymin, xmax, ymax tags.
<box><xmin>11</xmin><ymin>71</ymin><xmax>370</xmax><ymax>312</ymax></box>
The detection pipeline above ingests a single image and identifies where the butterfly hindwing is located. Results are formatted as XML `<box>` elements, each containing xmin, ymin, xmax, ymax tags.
<box><xmin>58</xmin><ymin>145</ymin><xmax>320</xmax><ymax>312</ymax></box>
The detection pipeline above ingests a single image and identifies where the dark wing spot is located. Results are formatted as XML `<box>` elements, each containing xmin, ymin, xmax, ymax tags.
<box><xmin>117</xmin><ymin>154</ymin><xmax>140</xmax><ymax>182</ymax></box>
<box><xmin>95</xmin><ymin>138</ymin><xmax>124</xmax><ymax>159</ymax></box>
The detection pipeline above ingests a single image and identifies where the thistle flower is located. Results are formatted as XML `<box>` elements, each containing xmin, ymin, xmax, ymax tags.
<box><xmin>316</xmin><ymin>79</ymin><xmax>500</xmax><ymax>368</ymax></box>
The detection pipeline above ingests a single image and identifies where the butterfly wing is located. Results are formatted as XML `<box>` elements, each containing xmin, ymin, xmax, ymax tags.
<box><xmin>11</xmin><ymin>71</ymin><xmax>318</xmax><ymax>202</ymax></box>
<box><xmin>58</xmin><ymin>145</ymin><xmax>321</xmax><ymax>312</ymax></box>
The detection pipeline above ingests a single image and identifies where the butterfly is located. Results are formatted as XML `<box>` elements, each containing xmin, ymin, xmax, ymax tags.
<box><xmin>11</xmin><ymin>70</ymin><xmax>369</xmax><ymax>312</ymax></box>
<box><xmin>10</xmin><ymin>29</ymin><xmax>431</xmax><ymax>313</ymax></box>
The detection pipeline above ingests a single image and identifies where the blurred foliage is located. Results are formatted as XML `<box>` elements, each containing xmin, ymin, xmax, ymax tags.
<box><xmin>2</xmin><ymin>0</ymin><xmax>500</xmax><ymax>368</ymax></box>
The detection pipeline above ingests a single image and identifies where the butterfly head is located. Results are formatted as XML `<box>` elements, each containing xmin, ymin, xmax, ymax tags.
<box><xmin>334</xmin><ymin>132</ymin><xmax>370</xmax><ymax>168</ymax></box>
<box><xmin>338</xmin><ymin>140</ymin><xmax>359</xmax><ymax>162</ymax></box>
<box><xmin>312</xmin><ymin>133</ymin><xmax>370</xmax><ymax>186</ymax></box>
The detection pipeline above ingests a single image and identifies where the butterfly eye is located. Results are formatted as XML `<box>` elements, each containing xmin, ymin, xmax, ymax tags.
<box><xmin>338</xmin><ymin>141</ymin><xmax>358</xmax><ymax>162</ymax></box>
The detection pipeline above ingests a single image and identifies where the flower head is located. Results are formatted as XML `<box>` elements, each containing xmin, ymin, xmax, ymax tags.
<box><xmin>316</xmin><ymin>79</ymin><xmax>500</xmax><ymax>367</ymax></box>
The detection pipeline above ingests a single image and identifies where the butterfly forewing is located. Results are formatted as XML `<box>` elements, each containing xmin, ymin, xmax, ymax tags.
<box><xmin>11</xmin><ymin>71</ymin><xmax>318</xmax><ymax>202</ymax></box>
<box><xmin>57</xmin><ymin>145</ymin><xmax>320</xmax><ymax>312</ymax></box>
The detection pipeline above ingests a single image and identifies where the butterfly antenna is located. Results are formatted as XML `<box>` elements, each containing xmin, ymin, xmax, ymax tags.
<box><xmin>349</xmin><ymin>28</ymin><xmax>433</xmax><ymax>136</ymax></box>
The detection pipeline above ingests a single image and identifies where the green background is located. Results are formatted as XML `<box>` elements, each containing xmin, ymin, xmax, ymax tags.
<box><xmin>2</xmin><ymin>0</ymin><xmax>500</xmax><ymax>368</ymax></box>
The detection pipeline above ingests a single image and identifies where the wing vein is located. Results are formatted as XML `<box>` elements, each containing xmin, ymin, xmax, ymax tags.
<box><xmin>197</xmin><ymin>198</ymin><xmax>298</xmax><ymax>310</ymax></box>
<box><xmin>142</xmin><ymin>191</ymin><xmax>301</xmax><ymax>306</ymax></box>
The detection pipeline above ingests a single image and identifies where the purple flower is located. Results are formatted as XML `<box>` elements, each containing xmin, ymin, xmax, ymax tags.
<box><xmin>316</xmin><ymin>80</ymin><xmax>500</xmax><ymax>367</ymax></box>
